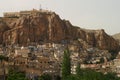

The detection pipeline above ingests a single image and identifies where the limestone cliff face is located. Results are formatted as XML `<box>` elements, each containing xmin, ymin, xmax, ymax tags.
<box><xmin>0</xmin><ymin>18</ymin><xmax>10</xmax><ymax>44</ymax></box>
<box><xmin>112</xmin><ymin>33</ymin><xmax>120</xmax><ymax>44</ymax></box>
<box><xmin>68</xmin><ymin>27</ymin><xmax>119</xmax><ymax>51</ymax></box>
<box><xmin>77</xmin><ymin>29</ymin><xmax>119</xmax><ymax>51</ymax></box>
<box><xmin>1</xmin><ymin>12</ymin><xmax>119</xmax><ymax>51</ymax></box>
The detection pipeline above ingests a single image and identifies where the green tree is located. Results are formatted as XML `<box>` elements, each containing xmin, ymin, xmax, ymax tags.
<box><xmin>38</xmin><ymin>74</ymin><xmax>52</xmax><ymax>80</ymax></box>
<box><xmin>76</xmin><ymin>63</ymin><xmax>82</xmax><ymax>76</ymax></box>
<box><xmin>62</xmin><ymin>49</ymin><xmax>71</xmax><ymax>79</ymax></box>
<box><xmin>0</xmin><ymin>55</ymin><xmax>8</xmax><ymax>61</ymax></box>
<box><xmin>62</xmin><ymin>67</ymin><xmax>120</xmax><ymax>80</ymax></box>
<box><xmin>65</xmin><ymin>74</ymin><xmax>79</xmax><ymax>80</ymax></box>
<box><xmin>104</xmin><ymin>72</ymin><xmax>120</xmax><ymax>80</ymax></box>
<box><xmin>7</xmin><ymin>69</ymin><xmax>28</xmax><ymax>80</ymax></box>
<box><xmin>0</xmin><ymin>55</ymin><xmax>8</xmax><ymax>80</ymax></box>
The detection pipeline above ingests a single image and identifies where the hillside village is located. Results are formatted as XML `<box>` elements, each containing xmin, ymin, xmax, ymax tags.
<box><xmin>0</xmin><ymin>42</ymin><xmax>120</xmax><ymax>79</ymax></box>
<box><xmin>0</xmin><ymin>9</ymin><xmax>120</xmax><ymax>80</ymax></box>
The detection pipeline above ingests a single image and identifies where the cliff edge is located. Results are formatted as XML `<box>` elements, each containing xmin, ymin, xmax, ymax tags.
<box><xmin>0</xmin><ymin>10</ymin><xmax>119</xmax><ymax>52</ymax></box>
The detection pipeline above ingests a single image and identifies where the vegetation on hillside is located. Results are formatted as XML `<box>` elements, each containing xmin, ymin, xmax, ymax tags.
<box><xmin>1</xmin><ymin>48</ymin><xmax>120</xmax><ymax>80</ymax></box>
<box><xmin>62</xmin><ymin>49</ymin><xmax>71</xmax><ymax>79</ymax></box>
<box><xmin>7</xmin><ymin>68</ymin><xmax>28</xmax><ymax>80</ymax></box>
<box><xmin>61</xmin><ymin>49</ymin><xmax>120</xmax><ymax>80</ymax></box>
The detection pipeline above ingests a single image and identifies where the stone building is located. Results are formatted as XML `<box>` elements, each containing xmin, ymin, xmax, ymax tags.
<box><xmin>3</xmin><ymin>9</ymin><xmax>52</xmax><ymax>18</ymax></box>
<box><xmin>112</xmin><ymin>59</ymin><xmax>120</xmax><ymax>77</ymax></box>
<box><xmin>4</xmin><ymin>12</ymin><xmax>20</xmax><ymax>18</ymax></box>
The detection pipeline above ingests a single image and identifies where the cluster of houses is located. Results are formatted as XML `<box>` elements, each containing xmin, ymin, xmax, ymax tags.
<box><xmin>0</xmin><ymin>42</ymin><xmax>82</xmax><ymax>78</ymax></box>
<box><xmin>0</xmin><ymin>43</ymin><xmax>62</xmax><ymax>79</ymax></box>
<box><xmin>0</xmin><ymin>42</ymin><xmax>120</xmax><ymax>79</ymax></box>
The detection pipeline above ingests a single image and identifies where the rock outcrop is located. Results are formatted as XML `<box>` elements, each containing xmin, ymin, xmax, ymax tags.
<box><xmin>112</xmin><ymin>33</ymin><xmax>120</xmax><ymax>44</ymax></box>
<box><xmin>0</xmin><ymin>11</ymin><xmax>119</xmax><ymax>51</ymax></box>
<box><xmin>0</xmin><ymin>18</ymin><xmax>10</xmax><ymax>44</ymax></box>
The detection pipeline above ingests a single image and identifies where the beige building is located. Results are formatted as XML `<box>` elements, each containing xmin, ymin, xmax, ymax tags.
<box><xmin>3</xmin><ymin>9</ymin><xmax>52</xmax><ymax>18</ymax></box>
<box><xmin>9</xmin><ymin>54</ymin><xmax>60</xmax><ymax>77</ymax></box>
<box><xmin>112</xmin><ymin>59</ymin><xmax>120</xmax><ymax>77</ymax></box>
<box><xmin>4</xmin><ymin>12</ymin><xmax>20</xmax><ymax>18</ymax></box>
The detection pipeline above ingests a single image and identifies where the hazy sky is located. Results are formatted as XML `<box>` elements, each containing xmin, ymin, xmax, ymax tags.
<box><xmin>0</xmin><ymin>0</ymin><xmax>120</xmax><ymax>35</ymax></box>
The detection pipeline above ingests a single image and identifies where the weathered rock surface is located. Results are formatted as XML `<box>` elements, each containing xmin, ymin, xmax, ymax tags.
<box><xmin>0</xmin><ymin>18</ymin><xmax>10</xmax><ymax>44</ymax></box>
<box><xmin>0</xmin><ymin>11</ymin><xmax>119</xmax><ymax>51</ymax></box>
<box><xmin>112</xmin><ymin>33</ymin><xmax>120</xmax><ymax>44</ymax></box>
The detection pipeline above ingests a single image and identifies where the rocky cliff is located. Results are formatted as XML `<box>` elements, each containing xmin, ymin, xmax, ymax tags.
<box><xmin>112</xmin><ymin>33</ymin><xmax>120</xmax><ymax>44</ymax></box>
<box><xmin>0</xmin><ymin>18</ymin><xmax>10</xmax><ymax>44</ymax></box>
<box><xmin>0</xmin><ymin>11</ymin><xmax>119</xmax><ymax>51</ymax></box>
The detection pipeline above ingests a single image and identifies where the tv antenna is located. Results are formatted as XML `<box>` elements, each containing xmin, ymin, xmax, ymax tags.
<box><xmin>39</xmin><ymin>4</ymin><xmax>42</xmax><ymax>10</ymax></box>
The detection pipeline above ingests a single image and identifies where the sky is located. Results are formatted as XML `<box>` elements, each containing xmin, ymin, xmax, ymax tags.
<box><xmin>0</xmin><ymin>0</ymin><xmax>120</xmax><ymax>35</ymax></box>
